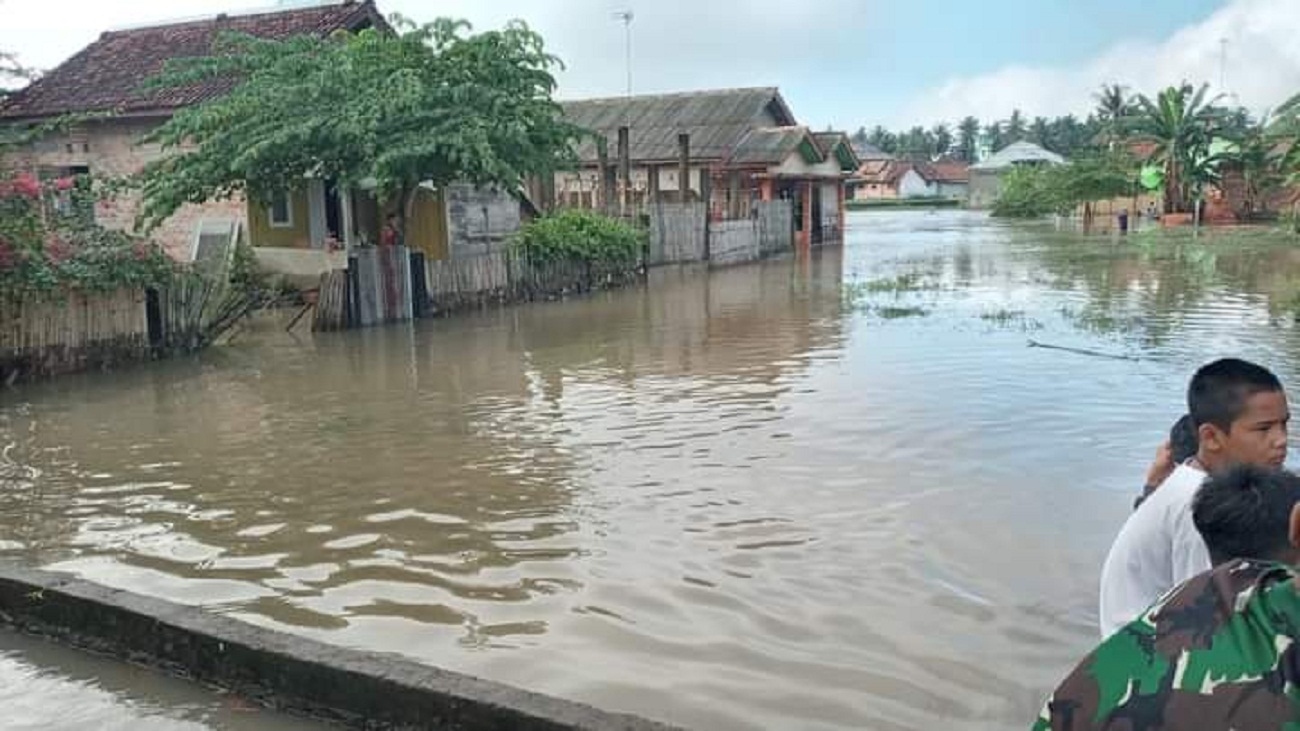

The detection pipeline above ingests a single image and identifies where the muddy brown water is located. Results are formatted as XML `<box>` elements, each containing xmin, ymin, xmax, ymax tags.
<box><xmin>4</xmin><ymin>210</ymin><xmax>1300</xmax><ymax>729</ymax></box>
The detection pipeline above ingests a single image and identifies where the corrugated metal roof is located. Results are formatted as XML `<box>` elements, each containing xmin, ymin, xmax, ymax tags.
<box><xmin>560</xmin><ymin>87</ymin><xmax>795</xmax><ymax>164</ymax></box>
<box><xmin>970</xmin><ymin>140</ymin><xmax>1065</xmax><ymax>170</ymax></box>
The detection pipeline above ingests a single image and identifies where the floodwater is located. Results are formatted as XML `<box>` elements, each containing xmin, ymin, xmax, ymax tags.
<box><xmin>0</xmin><ymin>628</ymin><xmax>325</xmax><ymax>730</ymax></box>
<box><xmin>4</xmin><ymin>209</ymin><xmax>1300</xmax><ymax>730</ymax></box>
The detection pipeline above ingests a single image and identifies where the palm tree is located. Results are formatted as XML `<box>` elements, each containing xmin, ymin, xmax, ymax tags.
<box><xmin>1129</xmin><ymin>83</ymin><xmax>1223</xmax><ymax>214</ymax></box>
<box><xmin>1030</xmin><ymin>116</ymin><xmax>1052</xmax><ymax>149</ymax></box>
<box><xmin>931</xmin><ymin>123</ymin><xmax>954</xmax><ymax>159</ymax></box>
<box><xmin>984</xmin><ymin>122</ymin><xmax>1004</xmax><ymax>153</ymax></box>
<box><xmin>957</xmin><ymin>116</ymin><xmax>980</xmax><ymax>161</ymax></box>
<box><xmin>1093</xmin><ymin>83</ymin><xmax>1131</xmax><ymax>144</ymax></box>
<box><xmin>867</xmin><ymin>125</ymin><xmax>896</xmax><ymax>154</ymax></box>
<box><xmin>1005</xmin><ymin>109</ymin><xmax>1027</xmax><ymax>143</ymax></box>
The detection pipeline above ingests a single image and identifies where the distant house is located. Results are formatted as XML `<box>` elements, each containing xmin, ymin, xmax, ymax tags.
<box><xmin>556</xmin><ymin>88</ymin><xmax>859</xmax><ymax>246</ymax></box>
<box><xmin>849</xmin><ymin>159</ymin><xmax>969</xmax><ymax>201</ymax></box>
<box><xmin>0</xmin><ymin>0</ymin><xmax>510</xmax><ymax>263</ymax></box>
<box><xmin>967</xmin><ymin>141</ymin><xmax>1065</xmax><ymax>209</ymax></box>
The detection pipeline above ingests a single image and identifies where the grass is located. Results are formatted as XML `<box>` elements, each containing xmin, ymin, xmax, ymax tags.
<box><xmin>876</xmin><ymin>306</ymin><xmax>930</xmax><ymax>319</ymax></box>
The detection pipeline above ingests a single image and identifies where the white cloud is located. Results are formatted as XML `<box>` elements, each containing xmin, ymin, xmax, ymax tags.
<box><xmin>896</xmin><ymin>0</ymin><xmax>1300</xmax><ymax>126</ymax></box>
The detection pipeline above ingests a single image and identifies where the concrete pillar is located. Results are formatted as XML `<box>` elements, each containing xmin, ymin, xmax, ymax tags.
<box><xmin>798</xmin><ymin>180</ymin><xmax>812</xmax><ymax>250</ymax></box>
<box><xmin>617</xmin><ymin>125</ymin><xmax>631</xmax><ymax>216</ymax></box>
<box><xmin>647</xmin><ymin>164</ymin><xmax>659</xmax><ymax>205</ymax></box>
<box><xmin>596</xmin><ymin>137</ymin><xmax>616</xmax><ymax>215</ymax></box>
<box><xmin>759</xmin><ymin>178</ymin><xmax>774</xmax><ymax>202</ymax></box>
<box><xmin>836</xmin><ymin>181</ymin><xmax>846</xmax><ymax>241</ymax></box>
<box><xmin>677</xmin><ymin>133</ymin><xmax>691</xmax><ymax>203</ymax></box>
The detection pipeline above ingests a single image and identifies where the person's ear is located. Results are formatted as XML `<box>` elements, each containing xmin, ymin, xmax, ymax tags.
<box><xmin>1199</xmin><ymin>422</ymin><xmax>1225</xmax><ymax>453</ymax></box>
<box><xmin>1289</xmin><ymin>503</ymin><xmax>1300</xmax><ymax>550</ymax></box>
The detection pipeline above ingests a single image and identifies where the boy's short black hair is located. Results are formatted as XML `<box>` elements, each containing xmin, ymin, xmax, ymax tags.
<box><xmin>1193</xmin><ymin>464</ymin><xmax>1300</xmax><ymax>565</ymax></box>
<box><xmin>1170</xmin><ymin>414</ymin><xmax>1198</xmax><ymax>464</ymax></box>
<box><xmin>1188</xmin><ymin>359</ymin><xmax>1284</xmax><ymax>432</ymax></box>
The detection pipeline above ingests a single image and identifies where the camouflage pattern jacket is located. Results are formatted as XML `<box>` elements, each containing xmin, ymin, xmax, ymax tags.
<box><xmin>1034</xmin><ymin>559</ymin><xmax>1300</xmax><ymax>731</ymax></box>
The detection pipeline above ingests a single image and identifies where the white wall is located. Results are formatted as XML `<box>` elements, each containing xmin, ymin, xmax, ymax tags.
<box><xmin>898</xmin><ymin>169</ymin><xmax>936</xmax><ymax>198</ymax></box>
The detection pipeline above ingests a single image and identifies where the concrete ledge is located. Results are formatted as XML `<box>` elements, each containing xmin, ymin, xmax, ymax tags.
<box><xmin>0</xmin><ymin>565</ymin><xmax>682</xmax><ymax>731</ymax></box>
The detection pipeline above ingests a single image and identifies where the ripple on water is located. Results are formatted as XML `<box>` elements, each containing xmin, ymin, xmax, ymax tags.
<box><xmin>6</xmin><ymin>211</ymin><xmax>1300</xmax><ymax>729</ymax></box>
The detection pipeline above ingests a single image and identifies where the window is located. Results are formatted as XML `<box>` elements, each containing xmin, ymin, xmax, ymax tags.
<box><xmin>268</xmin><ymin>191</ymin><xmax>294</xmax><ymax>228</ymax></box>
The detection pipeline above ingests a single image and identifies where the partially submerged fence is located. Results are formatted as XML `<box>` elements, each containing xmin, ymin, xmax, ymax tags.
<box><xmin>0</xmin><ymin>289</ymin><xmax>149</xmax><ymax>383</ymax></box>
<box><xmin>310</xmin><ymin>200</ymin><xmax>795</xmax><ymax>329</ymax></box>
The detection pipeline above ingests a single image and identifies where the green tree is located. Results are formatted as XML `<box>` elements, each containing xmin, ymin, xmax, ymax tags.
<box><xmin>851</xmin><ymin>126</ymin><xmax>869</xmax><ymax>147</ymax></box>
<box><xmin>957</xmin><ymin>116</ymin><xmax>980</xmax><ymax>161</ymax></box>
<box><xmin>1030</xmin><ymin>116</ymin><xmax>1051</xmax><ymax>148</ymax></box>
<box><xmin>1129</xmin><ymin>82</ymin><xmax>1223</xmax><ymax>213</ymax></box>
<box><xmin>1005</xmin><ymin>109</ymin><xmax>1027</xmax><ymax>143</ymax></box>
<box><xmin>136</xmin><ymin>18</ymin><xmax>579</xmax><ymax>240</ymax></box>
<box><xmin>900</xmin><ymin>126</ymin><xmax>932</xmax><ymax>160</ymax></box>
<box><xmin>931</xmin><ymin>123</ymin><xmax>953</xmax><ymax>158</ymax></box>
<box><xmin>984</xmin><ymin>122</ymin><xmax>1005</xmax><ymax>153</ymax></box>
<box><xmin>867</xmin><ymin>125</ymin><xmax>896</xmax><ymax>154</ymax></box>
<box><xmin>1093</xmin><ymin>83</ymin><xmax>1131</xmax><ymax>147</ymax></box>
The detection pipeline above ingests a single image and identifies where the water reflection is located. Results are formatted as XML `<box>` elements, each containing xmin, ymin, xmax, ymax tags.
<box><xmin>5</xmin><ymin>212</ymin><xmax>1300</xmax><ymax>729</ymax></box>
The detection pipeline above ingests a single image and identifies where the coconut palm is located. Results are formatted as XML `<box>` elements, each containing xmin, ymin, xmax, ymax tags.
<box><xmin>930</xmin><ymin>123</ymin><xmax>953</xmax><ymax>158</ymax></box>
<box><xmin>957</xmin><ymin>116</ymin><xmax>980</xmax><ymax>161</ymax></box>
<box><xmin>1005</xmin><ymin>109</ymin><xmax>1027</xmax><ymax>142</ymax></box>
<box><xmin>1093</xmin><ymin>84</ymin><xmax>1131</xmax><ymax>147</ymax></box>
<box><xmin>1030</xmin><ymin>116</ymin><xmax>1052</xmax><ymax>149</ymax></box>
<box><xmin>1128</xmin><ymin>83</ymin><xmax>1223</xmax><ymax>213</ymax></box>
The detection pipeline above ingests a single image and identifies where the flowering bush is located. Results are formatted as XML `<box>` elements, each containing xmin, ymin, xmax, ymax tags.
<box><xmin>0</xmin><ymin>173</ymin><xmax>176</xmax><ymax>295</ymax></box>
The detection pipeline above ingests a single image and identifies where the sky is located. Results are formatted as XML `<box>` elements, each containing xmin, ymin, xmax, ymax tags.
<box><xmin>2</xmin><ymin>0</ymin><xmax>1299</xmax><ymax>131</ymax></box>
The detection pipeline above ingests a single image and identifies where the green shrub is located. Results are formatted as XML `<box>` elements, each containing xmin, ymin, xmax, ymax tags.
<box><xmin>511</xmin><ymin>209</ymin><xmax>644</xmax><ymax>265</ymax></box>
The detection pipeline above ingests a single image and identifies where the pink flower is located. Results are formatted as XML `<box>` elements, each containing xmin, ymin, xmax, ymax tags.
<box><xmin>11</xmin><ymin>173</ymin><xmax>41</xmax><ymax>199</ymax></box>
<box><xmin>132</xmin><ymin>242</ymin><xmax>152</xmax><ymax>261</ymax></box>
<box><xmin>55</xmin><ymin>177</ymin><xmax>75</xmax><ymax>192</ymax></box>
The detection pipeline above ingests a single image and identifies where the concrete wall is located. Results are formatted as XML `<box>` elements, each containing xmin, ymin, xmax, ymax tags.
<box><xmin>554</xmin><ymin>166</ymin><xmax>706</xmax><ymax>207</ymax></box>
<box><xmin>0</xmin><ymin>565</ymin><xmax>679</xmax><ymax>731</ymax></box>
<box><xmin>967</xmin><ymin>169</ymin><xmax>1002</xmax><ymax>209</ymax></box>
<box><xmin>5</xmin><ymin>119</ymin><xmax>247</xmax><ymax>261</ymax></box>
<box><xmin>444</xmin><ymin>183</ymin><xmax>521</xmax><ymax>258</ymax></box>
<box><xmin>648</xmin><ymin>202</ymin><xmax>708</xmax><ymax>264</ymax></box>
<box><xmin>935</xmin><ymin>181</ymin><xmax>969</xmax><ymax>200</ymax></box>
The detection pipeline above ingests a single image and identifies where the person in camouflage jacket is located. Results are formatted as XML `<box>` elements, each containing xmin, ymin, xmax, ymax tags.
<box><xmin>1035</xmin><ymin>464</ymin><xmax>1300</xmax><ymax>731</ymax></box>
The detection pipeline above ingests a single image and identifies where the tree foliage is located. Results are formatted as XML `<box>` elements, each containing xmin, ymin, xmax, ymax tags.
<box><xmin>991</xmin><ymin>153</ymin><xmax>1137</xmax><ymax>219</ymax></box>
<box><xmin>1128</xmin><ymin>83</ymin><xmax>1226</xmax><ymax>213</ymax></box>
<box><xmin>136</xmin><ymin>18</ymin><xmax>581</xmax><ymax>237</ymax></box>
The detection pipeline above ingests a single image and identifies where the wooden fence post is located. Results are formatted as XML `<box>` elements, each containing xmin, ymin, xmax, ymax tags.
<box><xmin>677</xmin><ymin>133</ymin><xmax>691</xmax><ymax>204</ymax></box>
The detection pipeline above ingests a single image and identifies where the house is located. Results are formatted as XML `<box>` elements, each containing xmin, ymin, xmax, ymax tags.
<box><xmin>0</xmin><ymin>0</ymin><xmax>509</xmax><ymax>265</ymax></box>
<box><xmin>848</xmin><ymin>159</ymin><xmax>969</xmax><ymax>201</ymax></box>
<box><xmin>967</xmin><ymin>140</ymin><xmax>1065</xmax><ymax>209</ymax></box>
<box><xmin>555</xmin><ymin>88</ymin><xmax>859</xmax><ymax>247</ymax></box>
<box><xmin>924</xmin><ymin>160</ymin><xmax>970</xmax><ymax>199</ymax></box>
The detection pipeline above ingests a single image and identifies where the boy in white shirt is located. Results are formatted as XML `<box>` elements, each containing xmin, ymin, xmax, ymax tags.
<box><xmin>1097</xmin><ymin>358</ymin><xmax>1290</xmax><ymax>637</ymax></box>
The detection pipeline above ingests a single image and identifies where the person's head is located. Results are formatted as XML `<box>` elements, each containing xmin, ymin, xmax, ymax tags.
<box><xmin>1169</xmin><ymin>414</ymin><xmax>1199</xmax><ymax>464</ymax></box>
<box><xmin>1193</xmin><ymin>464</ymin><xmax>1300</xmax><ymax>565</ymax></box>
<box><xmin>1188</xmin><ymin>358</ymin><xmax>1289</xmax><ymax>469</ymax></box>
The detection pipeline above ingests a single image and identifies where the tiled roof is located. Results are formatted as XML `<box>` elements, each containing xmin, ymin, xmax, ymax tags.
<box><xmin>854</xmin><ymin>159</ymin><xmax>912</xmax><ymax>185</ymax></box>
<box><xmin>921</xmin><ymin>160</ymin><xmax>969</xmax><ymax>183</ymax></box>
<box><xmin>0</xmin><ymin>1</ymin><xmax>384</xmax><ymax>119</ymax></box>
<box><xmin>560</xmin><ymin>87</ymin><xmax>797</xmax><ymax>164</ymax></box>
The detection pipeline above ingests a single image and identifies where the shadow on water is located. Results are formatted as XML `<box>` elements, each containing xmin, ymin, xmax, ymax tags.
<box><xmin>5</xmin><ymin>211</ymin><xmax>1300</xmax><ymax>729</ymax></box>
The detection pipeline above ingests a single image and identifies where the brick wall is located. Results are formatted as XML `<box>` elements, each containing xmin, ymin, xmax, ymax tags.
<box><xmin>5</xmin><ymin>118</ymin><xmax>247</xmax><ymax>260</ymax></box>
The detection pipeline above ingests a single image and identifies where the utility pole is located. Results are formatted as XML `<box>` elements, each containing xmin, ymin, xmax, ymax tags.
<box><xmin>1219</xmin><ymin>37</ymin><xmax>1228</xmax><ymax>95</ymax></box>
<box><xmin>613</xmin><ymin>10</ymin><xmax>634</xmax><ymax>100</ymax></box>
